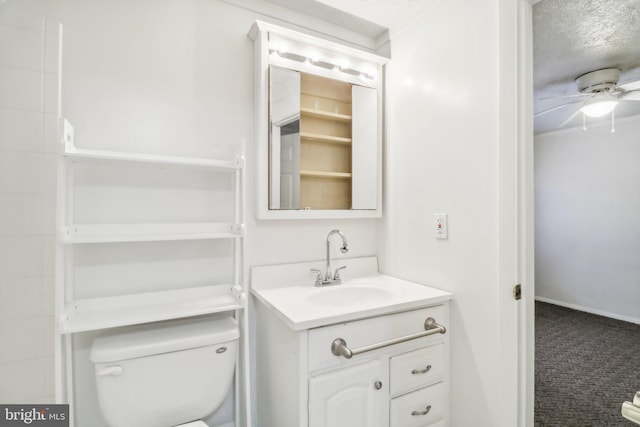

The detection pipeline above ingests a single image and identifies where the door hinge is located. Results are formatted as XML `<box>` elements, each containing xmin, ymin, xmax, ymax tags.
<box><xmin>513</xmin><ymin>284</ymin><xmax>522</xmax><ymax>300</ymax></box>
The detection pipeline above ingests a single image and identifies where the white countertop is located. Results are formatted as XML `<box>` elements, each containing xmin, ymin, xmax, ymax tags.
<box><xmin>251</xmin><ymin>257</ymin><xmax>452</xmax><ymax>330</ymax></box>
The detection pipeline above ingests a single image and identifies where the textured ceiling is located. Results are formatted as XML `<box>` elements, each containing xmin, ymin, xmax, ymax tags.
<box><xmin>533</xmin><ymin>0</ymin><xmax>640</xmax><ymax>134</ymax></box>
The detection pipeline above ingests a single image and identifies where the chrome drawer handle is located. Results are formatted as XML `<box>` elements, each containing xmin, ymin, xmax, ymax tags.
<box><xmin>411</xmin><ymin>405</ymin><xmax>432</xmax><ymax>416</ymax></box>
<box><xmin>331</xmin><ymin>317</ymin><xmax>446</xmax><ymax>359</ymax></box>
<box><xmin>411</xmin><ymin>364</ymin><xmax>432</xmax><ymax>375</ymax></box>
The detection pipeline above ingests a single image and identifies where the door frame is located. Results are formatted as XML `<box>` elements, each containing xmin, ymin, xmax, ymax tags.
<box><xmin>515</xmin><ymin>1</ymin><xmax>536</xmax><ymax>426</ymax></box>
<box><xmin>498</xmin><ymin>0</ymin><xmax>536</xmax><ymax>426</ymax></box>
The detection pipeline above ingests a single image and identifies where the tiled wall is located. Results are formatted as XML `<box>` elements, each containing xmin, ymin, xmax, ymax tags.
<box><xmin>0</xmin><ymin>11</ymin><xmax>60</xmax><ymax>403</ymax></box>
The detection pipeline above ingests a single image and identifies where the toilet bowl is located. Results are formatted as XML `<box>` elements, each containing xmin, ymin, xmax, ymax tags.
<box><xmin>90</xmin><ymin>315</ymin><xmax>239</xmax><ymax>427</ymax></box>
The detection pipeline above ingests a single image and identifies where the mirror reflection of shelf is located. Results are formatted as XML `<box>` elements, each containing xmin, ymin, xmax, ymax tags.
<box><xmin>300</xmin><ymin>132</ymin><xmax>352</xmax><ymax>144</ymax></box>
<box><xmin>300</xmin><ymin>170</ymin><xmax>352</xmax><ymax>179</ymax></box>
<box><xmin>300</xmin><ymin>107</ymin><xmax>352</xmax><ymax>123</ymax></box>
<box><xmin>299</xmin><ymin>73</ymin><xmax>353</xmax><ymax>210</ymax></box>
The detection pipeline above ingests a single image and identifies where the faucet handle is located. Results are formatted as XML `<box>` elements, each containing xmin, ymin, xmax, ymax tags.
<box><xmin>310</xmin><ymin>269</ymin><xmax>324</xmax><ymax>286</ymax></box>
<box><xmin>333</xmin><ymin>266</ymin><xmax>347</xmax><ymax>281</ymax></box>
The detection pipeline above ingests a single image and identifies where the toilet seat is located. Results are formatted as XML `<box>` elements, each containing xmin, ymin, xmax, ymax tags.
<box><xmin>174</xmin><ymin>421</ymin><xmax>208</xmax><ymax>427</ymax></box>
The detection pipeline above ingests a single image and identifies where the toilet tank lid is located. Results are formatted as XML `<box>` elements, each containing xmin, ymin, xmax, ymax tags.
<box><xmin>90</xmin><ymin>315</ymin><xmax>239</xmax><ymax>363</ymax></box>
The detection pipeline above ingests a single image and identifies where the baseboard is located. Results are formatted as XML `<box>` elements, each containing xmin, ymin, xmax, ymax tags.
<box><xmin>535</xmin><ymin>296</ymin><xmax>640</xmax><ymax>325</ymax></box>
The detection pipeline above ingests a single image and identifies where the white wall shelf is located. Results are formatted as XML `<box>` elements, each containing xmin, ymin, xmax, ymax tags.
<box><xmin>64</xmin><ymin>144</ymin><xmax>244</xmax><ymax>171</ymax></box>
<box><xmin>61</xmin><ymin>222</ymin><xmax>244</xmax><ymax>244</ymax></box>
<box><xmin>59</xmin><ymin>285</ymin><xmax>245</xmax><ymax>334</ymax></box>
<box><xmin>55</xmin><ymin>120</ymin><xmax>251</xmax><ymax>426</ymax></box>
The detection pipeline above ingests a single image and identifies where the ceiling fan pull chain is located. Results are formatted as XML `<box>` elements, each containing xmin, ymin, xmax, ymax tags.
<box><xmin>611</xmin><ymin>109</ymin><xmax>615</xmax><ymax>133</ymax></box>
<box><xmin>582</xmin><ymin>112</ymin><xmax>586</xmax><ymax>131</ymax></box>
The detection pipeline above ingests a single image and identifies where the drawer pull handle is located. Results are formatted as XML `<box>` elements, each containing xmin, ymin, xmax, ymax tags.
<box><xmin>411</xmin><ymin>364</ymin><xmax>432</xmax><ymax>375</ymax></box>
<box><xmin>411</xmin><ymin>405</ymin><xmax>432</xmax><ymax>416</ymax></box>
<box><xmin>331</xmin><ymin>317</ymin><xmax>446</xmax><ymax>359</ymax></box>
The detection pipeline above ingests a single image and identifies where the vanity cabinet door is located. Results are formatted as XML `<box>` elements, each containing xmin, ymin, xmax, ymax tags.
<box><xmin>309</xmin><ymin>359</ymin><xmax>386</xmax><ymax>427</ymax></box>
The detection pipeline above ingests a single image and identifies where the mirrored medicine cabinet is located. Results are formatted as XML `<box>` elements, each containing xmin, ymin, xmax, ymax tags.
<box><xmin>250</xmin><ymin>20</ymin><xmax>389</xmax><ymax>220</ymax></box>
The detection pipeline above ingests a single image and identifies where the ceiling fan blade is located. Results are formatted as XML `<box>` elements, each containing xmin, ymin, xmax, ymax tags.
<box><xmin>557</xmin><ymin>105</ymin><xmax>583</xmax><ymax>129</ymax></box>
<box><xmin>534</xmin><ymin>101</ymin><xmax>583</xmax><ymax>117</ymax></box>
<box><xmin>620</xmin><ymin>89</ymin><xmax>640</xmax><ymax>101</ymax></box>
<box><xmin>539</xmin><ymin>93</ymin><xmax>589</xmax><ymax>100</ymax></box>
<box><xmin>618</xmin><ymin>80</ymin><xmax>640</xmax><ymax>91</ymax></box>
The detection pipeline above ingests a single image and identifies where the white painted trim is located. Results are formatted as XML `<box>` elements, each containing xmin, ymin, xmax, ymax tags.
<box><xmin>251</xmin><ymin>20</ymin><xmax>389</xmax><ymax>64</ymax></box>
<box><xmin>517</xmin><ymin>1</ymin><xmax>535</xmax><ymax>427</ymax></box>
<box><xmin>535</xmin><ymin>297</ymin><xmax>640</xmax><ymax>325</ymax></box>
<box><xmin>253</xmin><ymin>208</ymin><xmax>382</xmax><ymax>220</ymax></box>
<box><xmin>223</xmin><ymin>0</ymin><xmax>380</xmax><ymax>51</ymax></box>
<box><xmin>497</xmin><ymin>0</ymin><xmax>520</xmax><ymax>425</ymax></box>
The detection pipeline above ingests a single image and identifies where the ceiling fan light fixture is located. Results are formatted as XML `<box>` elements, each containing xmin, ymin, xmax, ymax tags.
<box><xmin>580</xmin><ymin>93</ymin><xmax>619</xmax><ymax>118</ymax></box>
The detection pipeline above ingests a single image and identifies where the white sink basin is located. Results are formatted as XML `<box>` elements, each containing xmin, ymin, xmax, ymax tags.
<box><xmin>307</xmin><ymin>285</ymin><xmax>392</xmax><ymax>306</ymax></box>
<box><xmin>251</xmin><ymin>256</ymin><xmax>453</xmax><ymax>330</ymax></box>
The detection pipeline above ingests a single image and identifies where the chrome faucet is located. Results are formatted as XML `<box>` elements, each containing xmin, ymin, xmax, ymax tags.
<box><xmin>311</xmin><ymin>229</ymin><xmax>348</xmax><ymax>286</ymax></box>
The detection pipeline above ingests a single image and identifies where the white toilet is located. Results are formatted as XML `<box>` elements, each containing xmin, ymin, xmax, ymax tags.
<box><xmin>90</xmin><ymin>315</ymin><xmax>239</xmax><ymax>427</ymax></box>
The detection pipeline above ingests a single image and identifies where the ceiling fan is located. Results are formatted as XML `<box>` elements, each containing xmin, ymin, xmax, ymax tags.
<box><xmin>535</xmin><ymin>68</ymin><xmax>640</xmax><ymax>129</ymax></box>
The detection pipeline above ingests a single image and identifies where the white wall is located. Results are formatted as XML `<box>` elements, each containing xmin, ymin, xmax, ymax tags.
<box><xmin>0</xmin><ymin>11</ymin><xmax>60</xmax><ymax>404</ymax></box>
<box><xmin>0</xmin><ymin>0</ymin><xmax>378</xmax><ymax>423</ymax></box>
<box><xmin>379</xmin><ymin>0</ymin><xmax>511</xmax><ymax>425</ymax></box>
<box><xmin>535</xmin><ymin>116</ymin><xmax>640</xmax><ymax>324</ymax></box>
<box><xmin>1</xmin><ymin>1</ymin><xmax>526</xmax><ymax>426</ymax></box>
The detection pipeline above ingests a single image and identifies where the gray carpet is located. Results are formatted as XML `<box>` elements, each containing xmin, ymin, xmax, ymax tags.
<box><xmin>535</xmin><ymin>301</ymin><xmax>640</xmax><ymax>426</ymax></box>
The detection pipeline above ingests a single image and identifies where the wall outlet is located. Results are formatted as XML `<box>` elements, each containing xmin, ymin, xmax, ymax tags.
<box><xmin>434</xmin><ymin>213</ymin><xmax>448</xmax><ymax>239</ymax></box>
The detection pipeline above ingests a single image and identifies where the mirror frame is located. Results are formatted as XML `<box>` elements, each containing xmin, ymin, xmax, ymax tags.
<box><xmin>249</xmin><ymin>20</ymin><xmax>389</xmax><ymax>220</ymax></box>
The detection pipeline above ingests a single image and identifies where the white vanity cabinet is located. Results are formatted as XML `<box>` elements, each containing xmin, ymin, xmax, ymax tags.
<box><xmin>255</xmin><ymin>301</ymin><xmax>450</xmax><ymax>427</ymax></box>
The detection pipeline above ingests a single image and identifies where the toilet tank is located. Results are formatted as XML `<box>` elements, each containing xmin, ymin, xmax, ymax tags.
<box><xmin>90</xmin><ymin>315</ymin><xmax>239</xmax><ymax>427</ymax></box>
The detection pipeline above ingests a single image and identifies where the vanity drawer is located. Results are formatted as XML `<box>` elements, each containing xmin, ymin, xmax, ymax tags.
<box><xmin>390</xmin><ymin>344</ymin><xmax>445</xmax><ymax>396</ymax></box>
<box><xmin>308</xmin><ymin>305</ymin><xmax>447</xmax><ymax>372</ymax></box>
<box><xmin>390</xmin><ymin>382</ymin><xmax>445</xmax><ymax>427</ymax></box>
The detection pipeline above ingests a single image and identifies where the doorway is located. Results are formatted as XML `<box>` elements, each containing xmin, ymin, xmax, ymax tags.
<box><xmin>529</xmin><ymin>0</ymin><xmax>640</xmax><ymax>425</ymax></box>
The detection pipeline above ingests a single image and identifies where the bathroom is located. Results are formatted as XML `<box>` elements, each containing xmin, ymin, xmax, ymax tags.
<box><xmin>0</xmin><ymin>0</ymin><xmax>530</xmax><ymax>426</ymax></box>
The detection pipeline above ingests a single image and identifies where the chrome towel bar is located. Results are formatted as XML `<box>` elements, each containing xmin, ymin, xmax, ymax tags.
<box><xmin>331</xmin><ymin>317</ymin><xmax>446</xmax><ymax>359</ymax></box>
